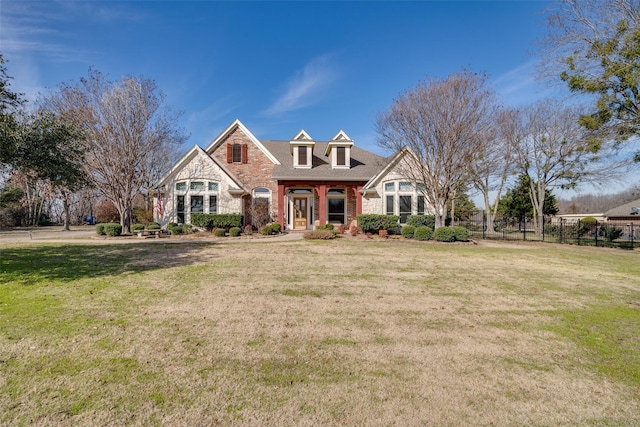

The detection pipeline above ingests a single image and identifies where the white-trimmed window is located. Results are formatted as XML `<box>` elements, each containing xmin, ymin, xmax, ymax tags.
<box><xmin>383</xmin><ymin>180</ymin><xmax>428</xmax><ymax>223</ymax></box>
<box><xmin>327</xmin><ymin>188</ymin><xmax>346</xmax><ymax>224</ymax></box>
<box><xmin>174</xmin><ymin>179</ymin><xmax>220</xmax><ymax>222</ymax></box>
<box><xmin>292</xmin><ymin>144</ymin><xmax>313</xmax><ymax>168</ymax></box>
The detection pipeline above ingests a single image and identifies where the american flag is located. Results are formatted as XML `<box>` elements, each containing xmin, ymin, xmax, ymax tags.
<box><xmin>157</xmin><ymin>189</ymin><xmax>163</xmax><ymax>217</ymax></box>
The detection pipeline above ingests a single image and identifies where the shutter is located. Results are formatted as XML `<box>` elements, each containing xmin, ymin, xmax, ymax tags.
<box><xmin>242</xmin><ymin>144</ymin><xmax>248</xmax><ymax>164</ymax></box>
<box><xmin>226</xmin><ymin>144</ymin><xmax>233</xmax><ymax>163</ymax></box>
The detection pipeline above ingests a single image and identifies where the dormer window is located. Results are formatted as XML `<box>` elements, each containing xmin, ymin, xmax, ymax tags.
<box><xmin>290</xmin><ymin>129</ymin><xmax>314</xmax><ymax>169</ymax></box>
<box><xmin>325</xmin><ymin>130</ymin><xmax>354</xmax><ymax>169</ymax></box>
<box><xmin>226</xmin><ymin>142</ymin><xmax>247</xmax><ymax>164</ymax></box>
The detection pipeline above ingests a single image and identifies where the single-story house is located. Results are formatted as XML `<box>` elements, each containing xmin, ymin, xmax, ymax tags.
<box><xmin>603</xmin><ymin>199</ymin><xmax>640</xmax><ymax>221</ymax></box>
<box><xmin>155</xmin><ymin>119</ymin><xmax>432</xmax><ymax>231</ymax></box>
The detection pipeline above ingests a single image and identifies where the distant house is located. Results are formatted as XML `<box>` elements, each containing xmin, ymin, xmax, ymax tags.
<box><xmin>155</xmin><ymin>119</ymin><xmax>432</xmax><ymax>230</ymax></box>
<box><xmin>603</xmin><ymin>199</ymin><xmax>640</xmax><ymax>221</ymax></box>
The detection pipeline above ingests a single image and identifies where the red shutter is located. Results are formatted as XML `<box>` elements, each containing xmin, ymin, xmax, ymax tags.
<box><xmin>226</xmin><ymin>144</ymin><xmax>232</xmax><ymax>163</ymax></box>
<box><xmin>242</xmin><ymin>144</ymin><xmax>248</xmax><ymax>164</ymax></box>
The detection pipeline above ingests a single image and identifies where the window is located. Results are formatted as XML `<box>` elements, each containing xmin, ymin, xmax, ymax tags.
<box><xmin>176</xmin><ymin>182</ymin><xmax>187</xmax><ymax>191</ymax></box>
<box><xmin>386</xmin><ymin>195</ymin><xmax>395</xmax><ymax>215</ymax></box>
<box><xmin>209</xmin><ymin>195</ymin><xmax>217</xmax><ymax>214</ymax></box>
<box><xmin>336</xmin><ymin>146</ymin><xmax>346</xmax><ymax>166</ymax></box>
<box><xmin>232</xmin><ymin>143</ymin><xmax>242</xmax><ymax>163</ymax></box>
<box><xmin>399</xmin><ymin>195</ymin><xmax>412</xmax><ymax>223</ymax></box>
<box><xmin>191</xmin><ymin>195</ymin><xmax>204</xmax><ymax>214</ymax></box>
<box><xmin>208</xmin><ymin>182</ymin><xmax>219</xmax><ymax>191</ymax></box>
<box><xmin>177</xmin><ymin>195</ymin><xmax>185</xmax><ymax>224</ymax></box>
<box><xmin>399</xmin><ymin>182</ymin><xmax>413</xmax><ymax>191</ymax></box>
<box><xmin>328</xmin><ymin>198</ymin><xmax>345</xmax><ymax>223</ymax></box>
<box><xmin>384</xmin><ymin>182</ymin><xmax>395</xmax><ymax>192</ymax></box>
<box><xmin>298</xmin><ymin>146</ymin><xmax>308</xmax><ymax>166</ymax></box>
<box><xmin>418</xmin><ymin>196</ymin><xmax>425</xmax><ymax>215</ymax></box>
<box><xmin>190</xmin><ymin>181</ymin><xmax>205</xmax><ymax>191</ymax></box>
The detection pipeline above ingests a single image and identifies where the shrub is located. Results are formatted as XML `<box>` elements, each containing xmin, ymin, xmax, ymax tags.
<box><xmin>243</xmin><ymin>224</ymin><xmax>253</xmax><ymax>236</ymax></box>
<box><xmin>167</xmin><ymin>222</ymin><xmax>183</xmax><ymax>235</ymax></box>
<box><xmin>132</xmin><ymin>223</ymin><xmax>145</xmax><ymax>232</ymax></box>
<box><xmin>600</xmin><ymin>226</ymin><xmax>624</xmax><ymax>242</ymax></box>
<box><xmin>214</xmin><ymin>228</ymin><xmax>226</xmax><ymax>237</ymax></box>
<box><xmin>337</xmin><ymin>225</ymin><xmax>346</xmax><ymax>235</ymax></box>
<box><xmin>544</xmin><ymin>223</ymin><xmax>560</xmax><ymax>237</ymax></box>
<box><xmin>271</xmin><ymin>222</ymin><xmax>281</xmax><ymax>234</ymax></box>
<box><xmin>378</xmin><ymin>229</ymin><xmax>388</xmax><ymax>238</ymax></box>
<box><xmin>401</xmin><ymin>225</ymin><xmax>416</xmax><ymax>238</ymax></box>
<box><xmin>103</xmin><ymin>223</ymin><xmax>122</xmax><ymax>237</ymax></box>
<box><xmin>406</xmin><ymin>215</ymin><xmax>436</xmax><ymax>229</ymax></box>
<box><xmin>147</xmin><ymin>222</ymin><xmax>161</xmax><ymax>230</ymax></box>
<box><xmin>191</xmin><ymin>213</ymin><xmax>244</xmax><ymax>231</ymax></box>
<box><xmin>452</xmin><ymin>226</ymin><xmax>469</xmax><ymax>242</ymax></box>
<box><xmin>433</xmin><ymin>227</ymin><xmax>456</xmax><ymax>242</ymax></box>
<box><xmin>414</xmin><ymin>226</ymin><xmax>432</xmax><ymax>241</ymax></box>
<box><xmin>357</xmin><ymin>214</ymin><xmax>400</xmax><ymax>234</ymax></box>
<box><xmin>349</xmin><ymin>224</ymin><xmax>362</xmax><ymax>236</ymax></box>
<box><xmin>260</xmin><ymin>225</ymin><xmax>273</xmax><ymax>235</ymax></box>
<box><xmin>303</xmin><ymin>229</ymin><xmax>336</xmax><ymax>240</ymax></box>
<box><xmin>229</xmin><ymin>226</ymin><xmax>241</xmax><ymax>237</ymax></box>
<box><xmin>95</xmin><ymin>224</ymin><xmax>105</xmax><ymax>235</ymax></box>
<box><xmin>182</xmin><ymin>224</ymin><xmax>193</xmax><ymax>234</ymax></box>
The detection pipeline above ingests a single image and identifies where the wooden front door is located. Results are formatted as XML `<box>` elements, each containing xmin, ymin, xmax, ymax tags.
<box><xmin>293</xmin><ymin>197</ymin><xmax>307</xmax><ymax>230</ymax></box>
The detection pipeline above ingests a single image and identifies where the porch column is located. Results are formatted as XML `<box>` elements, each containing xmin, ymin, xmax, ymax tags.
<box><xmin>278</xmin><ymin>183</ymin><xmax>286</xmax><ymax>228</ymax></box>
<box><xmin>317</xmin><ymin>184</ymin><xmax>327</xmax><ymax>225</ymax></box>
<box><xmin>352</xmin><ymin>186</ymin><xmax>363</xmax><ymax>216</ymax></box>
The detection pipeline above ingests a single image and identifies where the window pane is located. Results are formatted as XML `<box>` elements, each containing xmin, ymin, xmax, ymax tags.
<box><xmin>384</xmin><ymin>182</ymin><xmax>395</xmax><ymax>192</ymax></box>
<box><xmin>386</xmin><ymin>195</ymin><xmax>394</xmax><ymax>215</ymax></box>
<box><xmin>336</xmin><ymin>146</ymin><xmax>346</xmax><ymax>165</ymax></box>
<box><xmin>298</xmin><ymin>146</ymin><xmax>307</xmax><ymax>166</ymax></box>
<box><xmin>232</xmin><ymin>143</ymin><xmax>242</xmax><ymax>163</ymax></box>
<box><xmin>399</xmin><ymin>182</ymin><xmax>412</xmax><ymax>191</ymax></box>
<box><xmin>177</xmin><ymin>195</ymin><xmax>185</xmax><ymax>223</ymax></box>
<box><xmin>418</xmin><ymin>196</ymin><xmax>425</xmax><ymax>215</ymax></box>
<box><xmin>399</xmin><ymin>195</ymin><xmax>412</xmax><ymax>223</ymax></box>
<box><xmin>191</xmin><ymin>195</ymin><xmax>204</xmax><ymax>213</ymax></box>
<box><xmin>328</xmin><ymin>188</ymin><xmax>344</xmax><ymax>194</ymax></box>
<box><xmin>209</xmin><ymin>195</ymin><xmax>217</xmax><ymax>214</ymax></box>
<box><xmin>190</xmin><ymin>181</ymin><xmax>204</xmax><ymax>190</ymax></box>
<box><xmin>176</xmin><ymin>182</ymin><xmax>186</xmax><ymax>191</ymax></box>
<box><xmin>328</xmin><ymin>198</ymin><xmax>345</xmax><ymax>223</ymax></box>
<box><xmin>208</xmin><ymin>182</ymin><xmax>219</xmax><ymax>191</ymax></box>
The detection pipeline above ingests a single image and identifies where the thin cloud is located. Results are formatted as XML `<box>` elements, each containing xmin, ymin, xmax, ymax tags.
<box><xmin>265</xmin><ymin>54</ymin><xmax>338</xmax><ymax>116</ymax></box>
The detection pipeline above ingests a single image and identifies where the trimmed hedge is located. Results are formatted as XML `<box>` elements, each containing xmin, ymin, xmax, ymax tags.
<box><xmin>95</xmin><ymin>224</ymin><xmax>105</xmax><ymax>235</ymax></box>
<box><xmin>414</xmin><ymin>226</ymin><xmax>432</xmax><ymax>241</ymax></box>
<box><xmin>229</xmin><ymin>227</ymin><xmax>242</xmax><ymax>237</ymax></box>
<box><xmin>147</xmin><ymin>222</ymin><xmax>161</xmax><ymax>230</ymax></box>
<box><xmin>406</xmin><ymin>215</ymin><xmax>436</xmax><ymax>229</ymax></box>
<box><xmin>167</xmin><ymin>222</ymin><xmax>183</xmax><ymax>235</ymax></box>
<box><xmin>132</xmin><ymin>223</ymin><xmax>145</xmax><ymax>232</ymax></box>
<box><xmin>103</xmin><ymin>223</ymin><xmax>122</xmax><ymax>237</ymax></box>
<box><xmin>433</xmin><ymin>227</ymin><xmax>456</xmax><ymax>242</ymax></box>
<box><xmin>357</xmin><ymin>214</ymin><xmax>401</xmax><ymax>234</ymax></box>
<box><xmin>214</xmin><ymin>228</ymin><xmax>226</xmax><ymax>237</ymax></box>
<box><xmin>191</xmin><ymin>213</ymin><xmax>243</xmax><ymax>231</ymax></box>
<box><xmin>271</xmin><ymin>222</ymin><xmax>281</xmax><ymax>234</ymax></box>
<box><xmin>452</xmin><ymin>226</ymin><xmax>469</xmax><ymax>242</ymax></box>
<box><xmin>401</xmin><ymin>225</ymin><xmax>416</xmax><ymax>238</ymax></box>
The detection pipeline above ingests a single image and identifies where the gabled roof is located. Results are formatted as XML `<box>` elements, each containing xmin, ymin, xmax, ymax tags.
<box><xmin>362</xmin><ymin>147</ymin><xmax>410</xmax><ymax>190</ymax></box>
<box><xmin>204</xmin><ymin>119</ymin><xmax>281</xmax><ymax>165</ymax></box>
<box><xmin>291</xmin><ymin>129</ymin><xmax>314</xmax><ymax>142</ymax></box>
<box><xmin>264</xmin><ymin>140</ymin><xmax>387</xmax><ymax>181</ymax></box>
<box><xmin>156</xmin><ymin>145</ymin><xmax>249</xmax><ymax>194</ymax></box>
<box><xmin>604</xmin><ymin>199</ymin><xmax>640</xmax><ymax>218</ymax></box>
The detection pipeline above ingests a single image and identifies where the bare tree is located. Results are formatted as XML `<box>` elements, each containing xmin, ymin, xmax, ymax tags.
<box><xmin>43</xmin><ymin>69</ymin><xmax>186</xmax><ymax>233</ymax></box>
<box><xmin>512</xmin><ymin>99</ymin><xmax>630</xmax><ymax>232</ymax></box>
<box><xmin>468</xmin><ymin>108</ymin><xmax>517</xmax><ymax>231</ymax></box>
<box><xmin>376</xmin><ymin>70</ymin><xmax>499</xmax><ymax>228</ymax></box>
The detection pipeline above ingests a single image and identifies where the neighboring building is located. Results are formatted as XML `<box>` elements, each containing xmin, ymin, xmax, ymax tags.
<box><xmin>603</xmin><ymin>199</ymin><xmax>640</xmax><ymax>221</ymax></box>
<box><xmin>155</xmin><ymin>119</ymin><xmax>432</xmax><ymax>230</ymax></box>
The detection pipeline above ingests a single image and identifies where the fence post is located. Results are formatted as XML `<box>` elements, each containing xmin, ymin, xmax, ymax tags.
<box><xmin>482</xmin><ymin>210</ymin><xmax>486</xmax><ymax>239</ymax></box>
<box><xmin>595</xmin><ymin>221</ymin><xmax>599</xmax><ymax>247</ymax></box>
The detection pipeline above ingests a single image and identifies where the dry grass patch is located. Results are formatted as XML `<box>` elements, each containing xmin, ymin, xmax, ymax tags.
<box><xmin>1</xmin><ymin>239</ymin><xmax>639</xmax><ymax>426</ymax></box>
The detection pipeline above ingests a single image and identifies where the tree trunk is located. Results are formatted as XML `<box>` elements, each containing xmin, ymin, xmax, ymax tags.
<box><xmin>62</xmin><ymin>192</ymin><xmax>71</xmax><ymax>231</ymax></box>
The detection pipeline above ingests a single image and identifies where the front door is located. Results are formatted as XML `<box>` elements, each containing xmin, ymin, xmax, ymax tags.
<box><xmin>293</xmin><ymin>197</ymin><xmax>307</xmax><ymax>230</ymax></box>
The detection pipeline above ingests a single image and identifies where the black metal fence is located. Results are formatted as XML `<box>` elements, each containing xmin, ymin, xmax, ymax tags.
<box><xmin>457</xmin><ymin>212</ymin><xmax>639</xmax><ymax>249</ymax></box>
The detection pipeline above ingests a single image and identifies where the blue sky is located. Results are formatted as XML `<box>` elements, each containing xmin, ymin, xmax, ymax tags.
<box><xmin>2</xmin><ymin>0</ymin><xmax>559</xmax><ymax>158</ymax></box>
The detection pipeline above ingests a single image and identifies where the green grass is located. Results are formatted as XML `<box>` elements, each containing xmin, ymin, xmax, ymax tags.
<box><xmin>1</xmin><ymin>239</ymin><xmax>639</xmax><ymax>425</ymax></box>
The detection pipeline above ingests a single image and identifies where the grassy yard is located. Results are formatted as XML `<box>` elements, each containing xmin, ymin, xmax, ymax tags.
<box><xmin>1</xmin><ymin>238</ymin><xmax>639</xmax><ymax>426</ymax></box>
